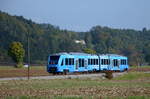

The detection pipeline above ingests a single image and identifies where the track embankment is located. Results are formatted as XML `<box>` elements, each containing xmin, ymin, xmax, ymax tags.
<box><xmin>0</xmin><ymin>72</ymin><xmax>127</xmax><ymax>81</ymax></box>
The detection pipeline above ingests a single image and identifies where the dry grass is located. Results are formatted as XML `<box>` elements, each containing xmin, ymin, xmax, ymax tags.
<box><xmin>0</xmin><ymin>66</ymin><xmax>50</xmax><ymax>78</ymax></box>
<box><xmin>129</xmin><ymin>66</ymin><xmax>150</xmax><ymax>72</ymax></box>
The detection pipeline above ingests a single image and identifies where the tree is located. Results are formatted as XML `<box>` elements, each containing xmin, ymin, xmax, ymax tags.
<box><xmin>142</xmin><ymin>27</ymin><xmax>147</xmax><ymax>33</ymax></box>
<box><xmin>8</xmin><ymin>42</ymin><xmax>25</xmax><ymax>68</ymax></box>
<box><xmin>84</xmin><ymin>32</ymin><xmax>93</xmax><ymax>48</ymax></box>
<box><xmin>83</xmin><ymin>48</ymin><xmax>96</xmax><ymax>54</ymax></box>
<box><xmin>2</xmin><ymin>11</ymin><xmax>150</xmax><ymax>66</ymax></box>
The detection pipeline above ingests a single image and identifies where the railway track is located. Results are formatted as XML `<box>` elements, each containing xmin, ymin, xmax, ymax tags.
<box><xmin>0</xmin><ymin>72</ymin><xmax>127</xmax><ymax>81</ymax></box>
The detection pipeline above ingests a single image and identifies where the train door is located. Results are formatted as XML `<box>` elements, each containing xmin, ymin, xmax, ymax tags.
<box><xmin>84</xmin><ymin>59</ymin><xmax>88</xmax><ymax>69</ymax></box>
<box><xmin>75</xmin><ymin>59</ymin><xmax>79</xmax><ymax>71</ymax></box>
<box><xmin>78</xmin><ymin>58</ymin><xmax>87</xmax><ymax>72</ymax></box>
<box><xmin>113</xmin><ymin>59</ymin><xmax>119</xmax><ymax>67</ymax></box>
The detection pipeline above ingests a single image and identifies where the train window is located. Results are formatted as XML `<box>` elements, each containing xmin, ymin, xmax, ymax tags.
<box><xmin>121</xmin><ymin>60</ymin><xmax>123</xmax><ymax>65</ymax></box>
<box><xmin>69</xmin><ymin>58</ymin><xmax>71</xmax><ymax>65</ymax></box>
<box><xmin>88</xmin><ymin>59</ymin><xmax>90</xmax><ymax>65</ymax></box>
<box><xmin>93</xmin><ymin>59</ymin><xmax>95</xmax><ymax>65</ymax></box>
<box><xmin>65</xmin><ymin>58</ymin><xmax>69</xmax><ymax>65</ymax></box>
<box><xmin>121</xmin><ymin>59</ymin><xmax>126</xmax><ymax>65</ymax></box>
<box><xmin>91</xmin><ymin>59</ymin><xmax>93</xmax><ymax>65</ymax></box>
<box><xmin>107</xmin><ymin>59</ymin><xmax>109</xmax><ymax>64</ymax></box>
<box><xmin>113</xmin><ymin>59</ymin><xmax>116</xmax><ymax>66</ymax></box>
<box><xmin>104</xmin><ymin>59</ymin><xmax>106</xmax><ymax>65</ymax></box>
<box><xmin>79</xmin><ymin>59</ymin><xmax>82</xmax><ymax>67</ymax></box>
<box><xmin>50</xmin><ymin>56</ymin><xmax>60</xmax><ymax>64</ymax></box>
<box><xmin>82</xmin><ymin>59</ymin><xmax>84</xmax><ymax>67</ymax></box>
<box><xmin>66</xmin><ymin>58</ymin><xmax>74</xmax><ymax>65</ymax></box>
<box><xmin>124</xmin><ymin>60</ymin><xmax>126</xmax><ymax>65</ymax></box>
<box><xmin>61</xmin><ymin>59</ymin><xmax>64</xmax><ymax>66</ymax></box>
<box><xmin>106</xmin><ymin>59</ymin><xmax>109</xmax><ymax>65</ymax></box>
<box><xmin>102</xmin><ymin>59</ymin><xmax>110</xmax><ymax>65</ymax></box>
<box><xmin>50</xmin><ymin>56</ymin><xmax>60</xmax><ymax>60</ymax></box>
<box><xmin>116</xmin><ymin>60</ymin><xmax>118</xmax><ymax>66</ymax></box>
<box><xmin>101</xmin><ymin>59</ymin><xmax>104</xmax><ymax>65</ymax></box>
<box><xmin>79</xmin><ymin>59</ymin><xmax>85</xmax><ymax>67</ymax></box>
<box><xmin>113</xmin><ymin>59</ymin><xmax>119</xmax><ymax>66</ymax></box>
<box><xmin>90</xmin><ymin>59</ymin><xmax>91</xmax><ymax>65</ymax></box>
<box><xmin>96</xmin><ymin>59</ymin><xmax>98</xmax><ymax>65</ymax></box>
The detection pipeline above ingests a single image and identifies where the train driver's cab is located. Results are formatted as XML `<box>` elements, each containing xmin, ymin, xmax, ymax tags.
<box><xmin>49</xmin><ymin>55</ymin><xmax>60</xmax><ymax>65</ymax></box>
<box><xmin>47</xmin><ymin>55</ymin><xmax>60</xmax><ymax>73</ymax></box>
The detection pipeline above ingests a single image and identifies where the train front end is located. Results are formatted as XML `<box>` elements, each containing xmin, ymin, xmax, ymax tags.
<box><xmin>47</xmin><ymin>55</ymin><xmax>60</xmax><ymax>73</ymax></box>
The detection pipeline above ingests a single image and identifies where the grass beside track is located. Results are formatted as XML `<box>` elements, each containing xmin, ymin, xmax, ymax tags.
<box><xmin>114</xmin><ymin>72</ymin><xmax>150</xmax><ymax>80</ymax></box>
<box><xmin>0</xmin><ymin>65</ymin><xmax>150</xmax><ymax>78</ymax></box>
<box><xmin>129</xmin><ymin>66</ymin><xmax>150</xmax><ymax>72</ymax></box>
<box><xmin>0</xmin><ymin>66</ymin><xmax>46</xmax><ymax>70</ymax></box>
<box><xmin>0</xmin><ymin>72</ymin><xmax>150</xmax><ymax>99</ymax></box>
<box><xmin>0</xmin><ymin>66</ymin><xmax>49</xmax><ymax>78</ymax></box>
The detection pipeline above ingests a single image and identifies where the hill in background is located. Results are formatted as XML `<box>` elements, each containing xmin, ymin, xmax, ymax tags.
<box><xmin>0</xmin><ymin>11</ymin><xmax>150</xmax><ymax>66</ymax></box>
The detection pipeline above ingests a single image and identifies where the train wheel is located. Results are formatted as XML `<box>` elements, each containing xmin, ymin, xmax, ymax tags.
<box><xmin>93</xmin><ymin>69</ymin><xmax>97</xmax><ymax>73</ymax></box>
<box><xmin>124</xmin><ymin>68</ymin><xmax>128</xmax><ymax>72</ymax></box>
<box><xmin>52</xmin><ymin>72</ymin><xmax>57</xmax><ymax>75</ymax></box>
<box><xmin>63</xmin><ymin>69</ymin><xmax>69</xmax><ymax>75</ymax></box>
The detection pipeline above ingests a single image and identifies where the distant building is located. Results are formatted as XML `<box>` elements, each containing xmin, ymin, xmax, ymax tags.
<box><xmin>75</xmin><ymin>40</ymin><xmax>86</xmax><ymax>45</ymax></box>
<box><xmin>24</xmin><ymin>64</ymin><xmax>29</xmax><ymax>67</ymax></box>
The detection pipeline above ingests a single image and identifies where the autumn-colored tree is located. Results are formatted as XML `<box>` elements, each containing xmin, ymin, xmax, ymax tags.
<box><xmin>8</xmin><ymin>42</ymin><xmax>25</xmax><ymax>68</ymax></box>
<box><xmin>83</xmin><ymin>48</ymin><xmax>96</xmax><ymax>54</ymax></box>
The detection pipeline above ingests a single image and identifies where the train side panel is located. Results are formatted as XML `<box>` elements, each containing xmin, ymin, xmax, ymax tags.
<box><xmin>87</xmin><ymin>55</ymin><xmax>99</xmax><ymax>72</ymax></box>
<box><xmin>99</xmin><ymin>55</ymin><xmax>110</xmax><ymax>70</ymax></box>
<box><xmin>47</xmin><ymin>53</ymin><xmax>129</xmax><ymax>73</ymax></box>
<box><xmin>109</xmin><ymin>55</ymin><xmax>128</xmax><ymax>71</ymax></box>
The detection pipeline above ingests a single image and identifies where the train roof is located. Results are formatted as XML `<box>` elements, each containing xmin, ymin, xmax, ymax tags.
<box><xmin>100</xmin><ymin>54</ymin><xmax>126</xmax><ymax>57</ymax></box>
<box><xmin>51</xmin><ymin>52</ymin><xmax>92</xmax><ymax>56</ymax></box>
<box><xmin>50</xmin><ymin>52</ymin><xmax>127</xmax><ymax>57</ymax></box>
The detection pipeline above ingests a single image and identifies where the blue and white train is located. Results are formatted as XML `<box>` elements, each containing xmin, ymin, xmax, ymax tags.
<box><xmin>47</xmin><ymin>52</ymin><xmax>129</xmax><ymax>74</ymax></box>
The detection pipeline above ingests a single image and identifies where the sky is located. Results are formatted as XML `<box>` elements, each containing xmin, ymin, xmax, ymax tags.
<box><xmin>0</xmin><ymin>0</ymin><xmax>150</xmax><ymax>32</ymax></box>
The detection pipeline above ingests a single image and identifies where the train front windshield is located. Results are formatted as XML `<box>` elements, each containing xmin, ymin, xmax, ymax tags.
<box><xmin>49</xmin><ymin>55</ymin><xmax>60</xmax><ymax>65</ymax></box>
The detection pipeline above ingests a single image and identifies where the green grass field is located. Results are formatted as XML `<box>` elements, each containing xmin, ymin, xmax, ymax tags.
<box><xmin>0</xmin><ymin>71</ymin><xmax>150</xmax><ymax>99</ymax></box>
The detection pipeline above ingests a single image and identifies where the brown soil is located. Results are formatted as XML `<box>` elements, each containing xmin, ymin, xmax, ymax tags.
<box><xmin>0</xmin><ymin>69</ymin><xmax>50</xmax><ymax>78</ymax></box>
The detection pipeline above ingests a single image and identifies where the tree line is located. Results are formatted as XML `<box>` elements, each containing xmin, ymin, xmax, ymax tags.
<box><xmin>0</xmin><ymin>11</ymin><xmax>150</xmax><ymax>66</ymax></box>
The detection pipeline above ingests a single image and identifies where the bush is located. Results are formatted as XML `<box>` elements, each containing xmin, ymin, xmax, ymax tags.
<box><xmin>105</xmin><ymin>71</ymin><xmax>113</xmax><ymax>79</ymax></box>
<box><xmin>8</xmin><ymin>42</ymin><xmax>25</xmax><ymax>68</ymax></box>
<box><xmin>15</xmin><ymin>62</ymin><xmax>23</xmax><ymax>68</ymax></box>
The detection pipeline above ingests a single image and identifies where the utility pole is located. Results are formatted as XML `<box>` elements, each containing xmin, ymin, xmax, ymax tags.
<box><xmin>27</xmin><ymin>31</ymin><xmax>30</xmax><ymax>80</ymax></box>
